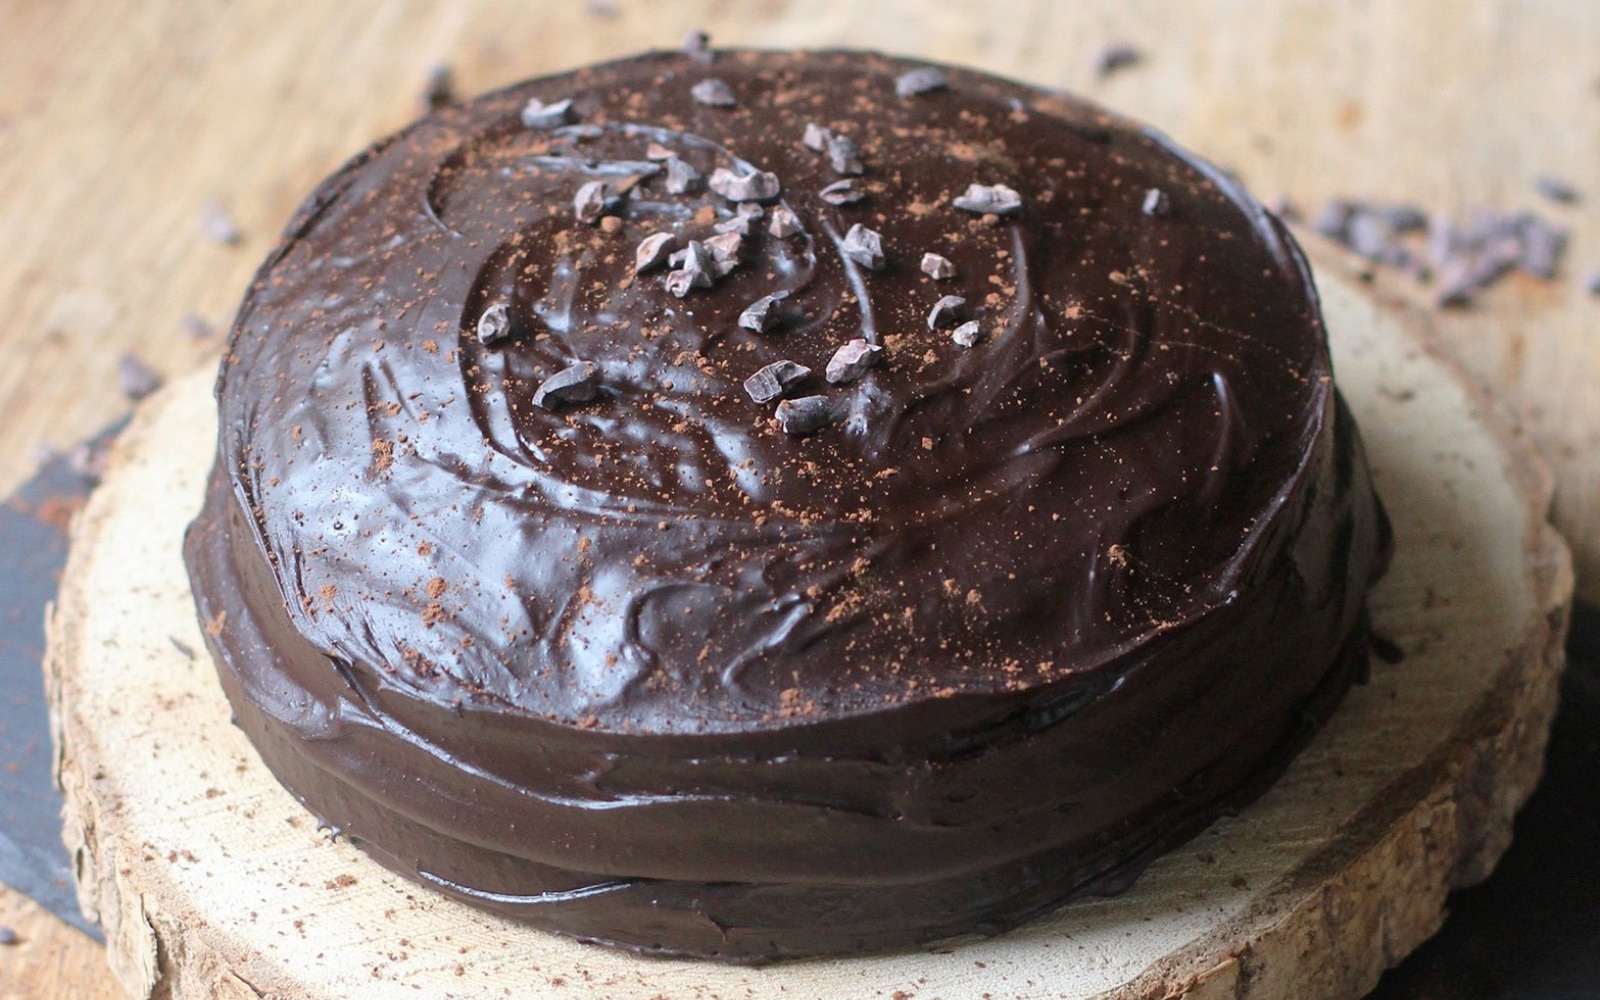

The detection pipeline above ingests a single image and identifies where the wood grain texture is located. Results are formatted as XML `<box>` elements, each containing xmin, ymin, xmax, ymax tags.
<box><xmin>1</xmin><ymin>1</ymin><xmax>1595</xmax><ymax>995</ymax></box>
<box><xmin>42</xmin><ymin>266</ymin><xmax>1573</xmax><ymax>999</ymax></box>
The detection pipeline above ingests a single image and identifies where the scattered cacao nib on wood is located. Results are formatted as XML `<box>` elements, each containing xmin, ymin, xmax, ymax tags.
<box><xmin>927</xmin><ymin>295</ymin><xmax>966</xmax><ymax>330</ymax></box>
<box><xmin>952</xmin><ymin>320</ymin><xmax>986</xmax><ymax>347</ymax></box>
<box><xmin>768</xmin><ymin>205</ymin><xmax>802</xmax><ymax>238</ymax></box>
<box><xmin>664</xmin><ymin>240</ymin><xmax>715</xmax><ymax>297</ymax></box>
<box><xmin>420</xmin><ymin>64</ymin><xmax>454</xmax><ymax>111</ymax></box>
<box><xmin>1535</xmin><ymin>174</ymin><xmax>1580</xmax><ymax>205</ymax></box>
<box><xmin>1312</xmin><ymin>199</ymin><xmax>1356</xmax><ymax>242</ymax></box>
<box><xmin>1141</xmin><ymin>188</ymin><xmax>1170</xmax><ymax>217</ymax></box>
<box><xmin>709</xmin><ymin>167</ymin><xmax>781</xmax><ymax>203</ymax></box>
<box><xmin>840</xmin><ymin>223</ymin><xmax>885</xmax><ymax>270</ymax></box>
<box><xmin>895</xmin><ymin>67</ymin><xmax>948</xmax><ymax>98</ymax></box>
<box><xmin>953</xmin><ymin>182</ymin><xmax>1022</xmax><ymax>216</ymax></box>
<box><xmin>476</xmin><ymin>302</ymin><xmax>513</xmax><ymax>345</ymax></box>
<box><xmin>1312</xmin><ymin>197</ymin><xmax>1574</xmax><ymax>307</ymax></box>
<box><xmin>802</xmin><ymin>122</ymin><xmax>831</xmax><ymax>151</ymax></box>
<box><xmin>690</xmin><ymin>78</ymin><xmax>737</xmax><ymax>108</ymax></box>
<box><xmin>738</xmin><ymin>291</ymin><xmax>788</xmax><ymax>333</ymax></box>
<box><xmin>519</xmin><ymin>97</ymin><xmax>574</xmax><ymax>130</ymax></box>
<box><xmin>827</xmin><ymin>134</ymin><xmax>864</xmax><ymax>176</ymax></box>
<box><xmin>825</xmin><ymin>339</ymin><xmax>883</xmax><ymax>384</ymax></box>
<box><xmin>683</xmin><ymin>29</ymin><xmax>714</xmax><ymax>64</ymax></box>
<box><xmin>1384</xmin><ymin>204</ymin><xmax>1428</xmax><ymax>232</ymax></box>
<box><xmin>1515</xmin><ymin>212</ymin><xmax>1568</xmax><ymax>279</ymax></box>
<box><xmin>118</xmin><ymin>353</ymin><xmax>163</xmax><ymax>401</ymax></box>
<box><xmin>200</xmin><ymin>199</ymin><xmax>241</xmax><ymax>245</ymax></box>
<box><xmin>921</xmin><ymin>252</ymin><xmax>956</xmax><ymax>280</ymax></box>
<box><xmin>1092</xmin><ymin>43</ymin><xmax>1143</xmax><ymax>79</ymax></box>
<box><xmin>573</xmin><ymin>180</ymin><xmax>609</xmax><ymax>225</ymax></box>
<box><xmin>181</xmin><ymin>312</ymin><xmax>215</xmax><ymax>339</ymax></box>
<box><xmin>634</xmin><ymin>233</ymin><xmax>677</xmax><ymax>274</ymax></box>
<box><xmin>532</xmin><ymin>361</ymin><xmax>601</xmax><ymax>409</ymax></box>
<box><xmin>744</xmin><ymin>360</ymin><xmax>811</xmax><ymax>404</ymax></box>
<box><xmin>775</xmin><ymin>395</ymin><xmax>835</xmax><ymax>434</ymax></box>
<box><xmin>819</xmin><ymin>178</ymin><xmax>866</xmax><ymax>206</ymax></box>
<box><xmin>69</xmin><ymin>439</ymin><xmax>112</xmax><ymax>482</ymax></box>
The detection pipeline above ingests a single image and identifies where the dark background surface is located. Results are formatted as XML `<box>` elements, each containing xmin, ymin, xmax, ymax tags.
<box><xmin>1</xmin><ymin>446</ymin><xmax>1597</xmax><ymax>992</ymax></box>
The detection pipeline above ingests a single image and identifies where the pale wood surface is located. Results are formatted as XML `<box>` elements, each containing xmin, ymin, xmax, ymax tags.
<box><xmin>43</xmin><ymin>268</ymin><xmax>1573</xmax><ymax>999</ymax></box>
<box><xmin>2</xmin><ymin>1</ymin><xmax>1597</xmax><ymax>995</ymax></box>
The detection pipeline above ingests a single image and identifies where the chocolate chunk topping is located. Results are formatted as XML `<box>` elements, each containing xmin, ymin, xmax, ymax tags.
<box><xmin>826</xmin><ymin>134</ymin><xmax>865</xmax><ymax>176</ymax></box>
<box><xmin>532</xmin><ymin>361</ymin><xmax>601</xmax><ymax>409</ymax></box>
<box><xmin>709</xmin><ymin>167</ymin><xmax>782</xmax><ymax>203</ymax></box>
<box><xmin>927</xmin><ymin>294</ymin><xmax>966</xmax><ymax>329</ymax></box>
<box><xmin>573</xmin><ymin>180</ymin><xmax>609</xmax><ymax>225</ymax></box>
<box><xmin>952</xmin><ymin>183</ymin><xmax>1022</xmax><ymax>216</ymax></box>
<box><xmin>824</xmin><ymin>339</ymin><xmax>883</xmax><ymax>384</ymax></box>
<box><xmin>664</xmin><ymin>156</ymin><xmax>703</xmax><ymax>195</ymax></box>
<box><xmin>775</xmin><ymin>394</ymin><xmax>835</xmax><ymax>434</ymax></box>
<box><xmin>819</xmin><ymin>178</ymin><xmax>866</xmax><ymax>205</ymax></box>
<box><xmin>690</xmin><ymin>78</ymin><xmax>738</xmax><ymax>108</ymax></box>
<box><xmin>633</xmin><ymin>232</ymin><xmax>677</xmax><ymax>274</ymax></box>
<box><xmin>475</xmin><ymin>302</ymin><xmax>513</xmax><ymax>345</ymax></box>
<box><xmin>802</xmin><ymin>122</ymin><xmax>832</xmax><ymax>151</ymax></box>
<box><xmin>664</xmin><ymin>240</ymin><xmax>715</xmax><ymax>297</ymax></box>
<box><xmin>703</xmin><ymin>230</ymin><xmax>744</xmax><ymax>277</ymax></box>
<box><xmin>519</xmin><ymin>97</ymin><xmax>574</xmax><ymax>130</ymax></box>
<box><xmin>840</xmin><ymin>223</ymin><xmax>885</xmax><ymax>270</ymax></box>
<box><xmin>743</xmin><ymin>360</ymin><xmax>811</xmax><ymax>404</ymax></box>
<box><xmin>951</xmin><ymin>320</ymin><xmax>985</xmax><ymax>347</ymax></box>
<box><xmin>895</xmin><ymin>67</ymin><xmax>948</xmax><ymax>98</ymax></box>
<box><xmin>920</xmin><ymin>252</ymin><xmax>956</xmax><ymax>280</ymax></box>
<box><xmin>738</xmin><ymin>292</ymin><xmax>788</xmax><ymax>333</ymax></box>
<box><xmin>768</xmin><ymin>205</ymin><xmax>803</xmax><ymax>238</ymax></box>
<box><xmin>1142</xmin><ymin>188</ymin><xmax>1170</xmax><ymax>217</ymax></box>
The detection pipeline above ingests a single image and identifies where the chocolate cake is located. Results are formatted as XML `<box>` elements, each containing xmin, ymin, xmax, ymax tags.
<box><xmin>184</xmin><ymin>47</ymin><xmax>1391</xmax><ymax>962</ymax></box>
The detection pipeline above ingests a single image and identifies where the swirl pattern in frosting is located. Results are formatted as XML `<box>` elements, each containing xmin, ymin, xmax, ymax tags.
<box><xmin>185</xmin><ymin>48</ymin><xmax>1391</xmax><ymax>961</ymax></box>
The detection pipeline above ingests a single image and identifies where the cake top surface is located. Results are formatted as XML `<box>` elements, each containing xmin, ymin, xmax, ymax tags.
<box><xmin>217</xmin><ymin>49</ymin><xmax>1329</xmax><ymax>736</ymax></box>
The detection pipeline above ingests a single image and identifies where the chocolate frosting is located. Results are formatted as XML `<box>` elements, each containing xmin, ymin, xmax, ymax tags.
<box><xmin>185</xmin><ymin>49</ymin><xmax>1391</xmax><ymax>961</ymax></box>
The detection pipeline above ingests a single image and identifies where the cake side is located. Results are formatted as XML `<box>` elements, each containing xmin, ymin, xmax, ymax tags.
<box><xmin>183</xmin><ymin>48</ymin><xmax>1391</xmax><ymax>960</ymax></box>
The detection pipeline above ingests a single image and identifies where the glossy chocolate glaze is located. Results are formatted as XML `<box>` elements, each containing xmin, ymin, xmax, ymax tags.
<box><xmin>185</xmin><ymin>49</ymin><xmax>1391</xmax><ymax>961</ymax></box>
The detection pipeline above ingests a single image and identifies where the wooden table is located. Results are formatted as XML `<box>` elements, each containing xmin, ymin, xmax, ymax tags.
<box><xmin>2</xmin><ymin>2</ymin><xmax>1596</xmax><ymax>996</ymax></box>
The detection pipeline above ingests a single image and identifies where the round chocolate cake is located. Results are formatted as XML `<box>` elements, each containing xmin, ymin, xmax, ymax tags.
<box><xmin>185</xmin><ymin>47</ymin><xmax>1391</xmax><ymax>961</ymax></box>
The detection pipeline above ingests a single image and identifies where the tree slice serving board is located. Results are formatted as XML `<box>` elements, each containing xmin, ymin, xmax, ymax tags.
<box><xmin>45</xmin><ymin>262</ymin><xmax>1572</xmax><ymax>1000</ymax></box>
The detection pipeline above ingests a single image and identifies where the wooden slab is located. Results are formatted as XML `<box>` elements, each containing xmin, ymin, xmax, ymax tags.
<box><xmin>43</xmin><ymin>263</ymin><xmax>1572</xmax><ymax>1000</ymax></box>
